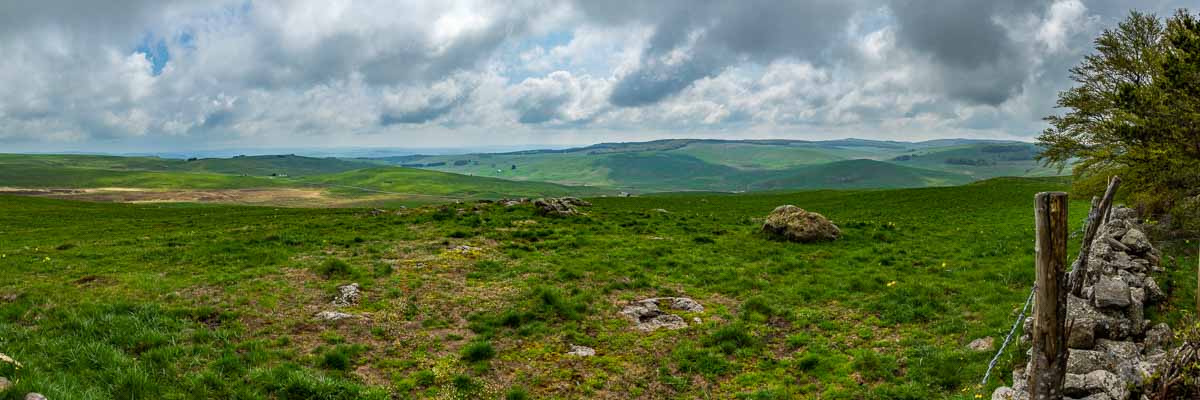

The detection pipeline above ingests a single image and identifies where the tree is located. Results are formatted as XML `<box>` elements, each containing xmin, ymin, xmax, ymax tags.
<box><xmin>1039</xmin><ymin>10</ymin><xmax>1200</xmax><ymax>214</ymax></box>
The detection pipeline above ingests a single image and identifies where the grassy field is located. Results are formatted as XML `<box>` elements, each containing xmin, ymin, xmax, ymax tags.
<box><xmin>381</xmin><ymin>139</ymin><xmax>1059</xmax><ymax>192</ymax></box>
<box><xmin>1</xmin><ymin>176</ymin><xmax>1192</xmax><ymax>399</ymax></box>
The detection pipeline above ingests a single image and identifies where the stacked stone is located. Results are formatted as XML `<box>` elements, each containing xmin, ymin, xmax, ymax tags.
<box><xmin>993</xmin><ymin>207</ymin><xmax>1173</xmax><ymax>400</ymax></box>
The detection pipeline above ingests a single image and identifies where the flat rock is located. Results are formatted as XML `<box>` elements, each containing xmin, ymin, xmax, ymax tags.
<box><xmin>967</xmin><ymin>336</ymin><xmax>994</xmax><ymax>352</ymax></box>
<box><xmin>566</xmin><ymin>344</ymin><xmax>595</xmax><ymax>357</ymax></box>
<box><xmin>315</xmin><ymin>311</ymin><xmax>354</xmax><ymax>321</ymax></box>
<box><xmin>1063</xmin><ymin>370</ymin><xmax>1128</xmax><ymax>400</ymax></box>
<box><xmin>1067</xmin><ymin>349</ymin><xmax>1115</xmax><ymax>374</ymax></box>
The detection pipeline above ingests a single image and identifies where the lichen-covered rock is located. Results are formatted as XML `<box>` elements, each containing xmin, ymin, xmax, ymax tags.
<box><xmin>315</xmin><ymin>311</ymin><xmax>354</xmax><ymax>321</ymax></box>
<box><xmin>332</xmin><ymin>283</ymin><xmax>361</xmax><ymax>307</ymax></box>
<box><xmin>534</xmin><ymin>197</ymin><xmax>589</xmax><ymax>216</ymax></box>
<box><xmin>1119</xmin><ymin>229</ymin><xmax>1150</xmax><ymax>254</ymax></box>
<box><xmin>968</xmin><ymin>336</ymin><xmax>995</xmax><ymax>352</ymax></box>
<box><xmin>1143</xmin><ymin>323</ymin><xmax>1172</xmax><ymax>354</ymax></box>
<box><xmin>1067</xmin><ymin>349</ymin><xmax>1116</xmax><ymax>374</ymax></box>
<box><xmin>620</xmin><ymin>297</ymin><xmax>702</xmax><ymax>331</ymax></box>
<box><xmin>762</xmin><ymin>205</ymin><xmax>840</xmax><ymax>243</ymax></box>
<box><xmin>1092</xmin><ymin>276</ymin><xmax>1131</xmax><ymax>309</ymax></box>
<box><xmin>567</xmin><ymin>344</ymin><xmax>596</xmax><ymax>357</ymax></box>
<box><xmin>1063</xmin><ymin>370</ymin><xmax>1128</xmax><ymax>400</ymax></box>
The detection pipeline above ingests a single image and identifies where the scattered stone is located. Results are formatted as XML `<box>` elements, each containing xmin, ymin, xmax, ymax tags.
<box><xmin>651</xmin><ymin>208</ymin><xmax>669</xmax><ymax>213</ymax></box>
<box><xmin>761</xmin><ymin>205</ymin><xmax>840</xmax><ymax>243</ymax></box>
<box><xmin>332</xmin><ymin>283</ymin><xmax>361</xmax><ymax>307</ymax></box>
<box><xmin>534</xmin><ymin>197</ymin><xmax>589</xmax><ymax>216</ymax></box>
<box><xmin>566</xmin><ymin>344</ymin><xmax>595</xmax><ymax>357</ymax></box>
<box><xmin>315</xmin><ymin>311</ymin><xmax>354</xmax><ymax>321</ymax></box>
<box><xmin>452</xmin><ymin>245</ymin><xmax>480</xmax><ymax>254</ymax></box>
<box><xmin>0</xmin><ymin>377</ymin><xmax>10</xmax><ymax>392</ymax></box>
<box><xmin>25</xmin><ymin>394</ymin><xmax>47</xmax><ymax>400</ymax></box>
<box><xmin>967</xmin><ymin>336</ymin><xmax>995</xmax><ymax>352</ymax></box>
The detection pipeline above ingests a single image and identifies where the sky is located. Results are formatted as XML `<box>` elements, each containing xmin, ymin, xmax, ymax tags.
<box><xmin>0</xmin><ymin>0</ymin><xmax>1194</xmax><ymax>153</ymax></box>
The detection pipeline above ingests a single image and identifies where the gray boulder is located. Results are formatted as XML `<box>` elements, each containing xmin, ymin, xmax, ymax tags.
<box><xmin>762</xmin><ymin>205</ymin><xmax>840</xmax><ymax>243</ymax></box>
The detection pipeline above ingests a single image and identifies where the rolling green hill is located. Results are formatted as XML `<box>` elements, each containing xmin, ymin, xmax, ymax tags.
<box><xmin>0</xmin><ymin>154</ymin><xmax>610</xmax><ymax>204</ymax></box>
<box><xmin>374</xmin><ymin>138</ymin><xmax>1060</xmax><ymax>192</ymax></box>
<box><xmin>1</xmin><ymin>177</ymin><xmax>1192</xmax><ymax>398</ymax></box>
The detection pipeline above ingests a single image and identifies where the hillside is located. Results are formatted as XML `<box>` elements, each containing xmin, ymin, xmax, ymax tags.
<box><xmin>373</xmin><ymin>138</ymin><xmax>1060</xmax><ymax>192</ymax></box>
<box><xmin>0</xmin><ymin>154</ymin><xmax>609</xmax><ymax>206</ymax></box>
<box><xmin>2</xmin><ymin>177</ymin><xmax>1191</xmax><ymax>398</ymax></box>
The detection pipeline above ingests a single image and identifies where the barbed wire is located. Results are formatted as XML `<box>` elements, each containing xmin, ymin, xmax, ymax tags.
<box><xmin>981</xmin><ymin>285</ymin><xmax>1036</xmax><ymax>386</ymax></box>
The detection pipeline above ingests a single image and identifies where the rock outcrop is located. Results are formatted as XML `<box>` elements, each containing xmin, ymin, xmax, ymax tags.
<box><xmin>762</xmin><ymin>205</ymin><xmax>840</xmax><ymax>243</ymax></box>
<box><xmin>534</xmin><ymin>197</ymin><xmax>591</xmax><ymax>216</ymax></box>
<box><xmin>993</xmin><ymin>206</ymin><xmax>1170</xmax><ymax>400</ymax></box>
<box><xmin>620</xmin><ymin>297</ymin><xmax>704</xmax><ymax>331</ymax></box>
<box><xmin>332</xmin><ymin>283</ymin><xmax>360</xmax><ymax>307</ymax></box>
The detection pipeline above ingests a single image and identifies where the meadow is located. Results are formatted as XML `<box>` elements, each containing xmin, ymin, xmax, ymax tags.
<box><xmin>2</xmin><ymin>176</ymin><xmax>1193</xmax><ymax>399</ymax></box>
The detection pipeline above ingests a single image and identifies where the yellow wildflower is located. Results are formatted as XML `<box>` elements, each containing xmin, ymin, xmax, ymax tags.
<box><xmin>886</xmin><ymin>281</ymin><xmax>897</xmax><ymax>287</ymax></box>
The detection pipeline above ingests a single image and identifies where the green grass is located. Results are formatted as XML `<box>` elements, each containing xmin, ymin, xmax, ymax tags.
<box><xmin>0</xmin><ymin>176</ymin><xmax>1192</xmax><ymax>399</ymax></box>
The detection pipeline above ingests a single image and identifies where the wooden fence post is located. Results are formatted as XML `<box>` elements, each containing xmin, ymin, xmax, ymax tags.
<box><xmin>1030</xmin><ymin>192</ymin><xmax>1069</xmax><ymax>400</ymax></box>
<box><xmin>1068</xmin><ymin>176</ymin><xmax>1120</xmax><ymax>297</ymax></box>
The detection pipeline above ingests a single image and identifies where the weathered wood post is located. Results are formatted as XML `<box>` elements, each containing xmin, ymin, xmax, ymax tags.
<box><xmin>1030</xmin><ymin>192</ymin><xmax>1069</xmax><ymax>400</ymax></box>
<box><xmin>1068</xmin><ymin>176</ymin><xmax>1121</xmax><ymax>297</ymax></box>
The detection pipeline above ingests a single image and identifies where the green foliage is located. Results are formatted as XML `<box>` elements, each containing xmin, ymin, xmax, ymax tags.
<box><xmin>315</xmin><ymin>258</ymin><xmax>354</xmax><ymax>278</ymax></box>
<box><xmin>460</xmin><ymin>341</ymin><xmax>496</xmax><ymax>362</ymax></box>
<box><xmin>1039</xmin><ymin>10</ymin><xmax>1200</xmax><ymax>212</ymax></box>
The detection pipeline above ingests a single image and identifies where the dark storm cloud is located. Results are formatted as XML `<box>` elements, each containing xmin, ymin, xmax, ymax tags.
<box><xmin>888</xmin><ymin>0</ymin><xmax>1043</xmax><ymax>105</ymax></box>
<box><xmin>576</xmin><ymin>0</ymin><xmax>860</xmax><ymax>107</ymax></box>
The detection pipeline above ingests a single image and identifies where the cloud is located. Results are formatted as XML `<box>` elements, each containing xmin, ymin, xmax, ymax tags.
<box><xmin>0</xmin><ymin>0</ymin><xmax>1196</xmax><ymax>151</ymax></box>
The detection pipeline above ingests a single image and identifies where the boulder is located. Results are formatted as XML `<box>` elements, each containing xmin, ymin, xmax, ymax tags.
<box><xmin>1119</xmin><ymin>229</ymin><xmax>1151</xmax><ymax>254</ymax></box>
<box><xmin>762</xmin><ymin>205</ymin><xmax>840</xmax><ymax>243</ymax></box>
<box><xmin>1091</xmin><ymin>277</ymin><xmax>1131</xmax><ymax>309</ymax></box>
<box><xmin>968</xmin><ymin>336</ymin><xmax>995</xmax><ymax>352</ymax></box>
<box><xmin>332</xmin><ymin>283</ymin><xmax>361</xmax><ymax>307</ymax></box>
<box><xmin>567</xmin><ymin>344</ymin><xmax>596</xmax><ymax>357</ymax></box>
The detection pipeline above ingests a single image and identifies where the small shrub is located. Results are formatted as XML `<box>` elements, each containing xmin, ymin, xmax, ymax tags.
<box><xmin>505</xmin><ymin>387</ymin><xmax>531</xmax><ymax>400</ymax></box>
<box><xmin>706</xmin><ymin>324</ymin><xmax>760</xmax><ymax>355</ymax></box>
<box><xmin>460</xmin><ymin>341</ymin><xmax>495</xmax><ymax>362</ymax></box>
<box><xmin>315</xmin><ymin>258</ymin><xmax>354</xmax><ymax>278</ymax></box>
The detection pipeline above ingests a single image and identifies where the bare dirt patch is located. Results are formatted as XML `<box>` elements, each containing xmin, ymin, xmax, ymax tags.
<box><xmin>0</xmin><ymin>187</ymin><xmax>350</xmax><ymax>207</ymax></box>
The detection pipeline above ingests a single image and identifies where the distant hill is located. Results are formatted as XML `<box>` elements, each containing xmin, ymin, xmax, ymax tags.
<box><xmin>369</xmin><ymin>138</ymin><xmax>1059</xmax><ymax>192</ymax></box>
<box><xmin>0</xmin><ymin>154</ymin><xmax>610</xmax><ymax>205</ymax></box>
